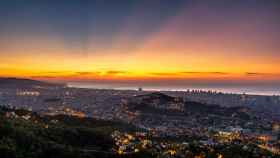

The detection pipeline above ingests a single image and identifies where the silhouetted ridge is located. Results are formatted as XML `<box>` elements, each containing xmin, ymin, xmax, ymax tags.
<box><xmin>0</xmin><ymin>77</ymin><xmax>64</xmax><ymax>88</ymax></box>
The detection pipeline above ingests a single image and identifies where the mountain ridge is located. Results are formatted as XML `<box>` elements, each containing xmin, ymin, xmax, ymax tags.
<box><xmin>0</xmin><ymin>77</ymin><xmax>65</xmax><ymax>88</ymax></box>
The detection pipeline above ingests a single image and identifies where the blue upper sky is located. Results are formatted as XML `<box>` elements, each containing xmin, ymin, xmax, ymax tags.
<box><xmin>0</xmin><ymin>0</ymin><xmax>187</xmax><ymax>47</ymax></box>
<box><xmin>1</xmin><ymin>0</ymin><xmax>278</xmax><ymax>48</ymax></box>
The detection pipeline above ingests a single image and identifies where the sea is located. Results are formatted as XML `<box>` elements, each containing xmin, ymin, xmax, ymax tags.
<box><xmin>67</xmin><ymin>82</ymin><xmax>280</xmax><ymax>96</ymax></box>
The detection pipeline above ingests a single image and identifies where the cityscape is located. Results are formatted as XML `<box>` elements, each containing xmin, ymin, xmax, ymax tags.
<box><xmin>0</xmin><ymin>78</ymin><xmax>280</xmax><ymax>157</ymax></box>
<box><xmin>1</xmin><ymin>0</ymin><xmax>280</xmax><ymax>158</ymax></box>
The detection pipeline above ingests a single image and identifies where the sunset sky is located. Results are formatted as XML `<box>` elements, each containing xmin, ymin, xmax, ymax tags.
<box><xmin>0</xmin><ymin>0</ymin><xmax>280</xmax><ymax>84</ymax></box>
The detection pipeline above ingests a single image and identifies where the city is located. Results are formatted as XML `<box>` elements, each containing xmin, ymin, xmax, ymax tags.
<box><xmin>0</xmin><ymin>78</ymin><xmax>279</xmax><ymax>157</ymax></box>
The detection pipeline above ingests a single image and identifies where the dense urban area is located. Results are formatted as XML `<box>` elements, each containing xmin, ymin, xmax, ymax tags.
<box><xmin>0</xmin><ymin>78</ymin><xmax>280</xmax><ymax>158</ymax></box>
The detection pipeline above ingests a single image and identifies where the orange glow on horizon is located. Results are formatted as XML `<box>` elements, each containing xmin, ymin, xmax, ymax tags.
<box><xmin>1</xmin><ymin>67</ymin><xmax>279</xmax><ymax>83</ymax></box>
<box><xmin>0</xmin><ymin>6</ymin><xmax>279</xmax><ymax>83</ymax></box>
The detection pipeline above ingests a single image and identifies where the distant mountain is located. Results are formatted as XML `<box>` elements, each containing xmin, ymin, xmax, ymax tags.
<box><xmin>0</xmin><ymin>77</ymin><xmax>65</xmax><ymax>88</ymax></box>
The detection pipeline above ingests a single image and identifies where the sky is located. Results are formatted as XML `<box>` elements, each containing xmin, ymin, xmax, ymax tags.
<box><xmin>0</xmin><ymin>0</ymin><xmax>280</xmax><ymax>85</ymax></box>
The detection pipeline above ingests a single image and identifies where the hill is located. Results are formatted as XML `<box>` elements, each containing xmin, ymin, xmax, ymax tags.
<box><xmin>0</xmin><ymin>106</ymin><xmax>138</xmax><ymax>158</ymax></box>
<box><xmin>125</xmin><ymin>92</ymin><xmax>251</xmax><ymax>118</ymax></box>
<box><xmin>0</xmin><ymin>77</ymin><xmax>65</xmax><ymax>88</ymax></box>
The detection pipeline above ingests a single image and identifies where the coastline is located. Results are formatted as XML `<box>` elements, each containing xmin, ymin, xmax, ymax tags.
<box><xmin>67</xmin><ymin>82</ymin><xmax>280</xmax><ymax>96</ymax></box>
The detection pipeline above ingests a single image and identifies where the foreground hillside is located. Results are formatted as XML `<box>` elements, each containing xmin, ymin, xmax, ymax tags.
<box><xmin>0</xmin><ymin>106</ymin><xmax>142</xmax><ymax>158</ymax></box>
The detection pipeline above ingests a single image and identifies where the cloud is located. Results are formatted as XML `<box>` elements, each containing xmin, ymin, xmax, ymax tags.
<box><xmin>44</xmin><ymin>71</ymin><xmax>72</xmax><ymax>74</ymax></box>
<box><xmin>181</xmin><ymin>72</ymin><xmax>229</xmax><ymax>75</ymax></box>
<box><xmin>149</xmin><ymin>72</ymin><xmax>179</xmax><ymax>76</ymax></box>
<box><xmin>30</xmin><ymin>76</ymin><xmax>60</xmax><ymax>79</ymax></box>
<box><xmin>149</xmin><ymin>71</ymin><xmax>229</xmax><ymax>76</ymax></box>
<box><xmin>30</xmin><ymin>71</ymin><xmax>75</xmax><ymax>76</ymax></box>
<box><xmin>246</xmin><ymin>72</ymin><xmax>261</xmax><ymax>76</ymax></box>
<box><xmin>245</xmin><ymin>72</ymin><xmax>274</xmax><ymax>76</ymax></box>
<box><xmin>105</xmin><ymin>71</ymin><xmax>127</xmax><ymax>75</ymax></box>
<box><xmin>75</xmin><ymin>72</ymin><xmax>100</xmax><ymax>75</ymax></box>
<box><xmin>75</xmin><ymin>71</ymin><xmax>128</xmax><ymax>76</ymax></box>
